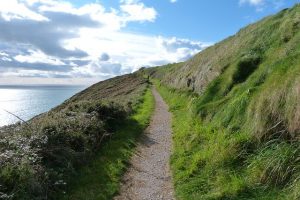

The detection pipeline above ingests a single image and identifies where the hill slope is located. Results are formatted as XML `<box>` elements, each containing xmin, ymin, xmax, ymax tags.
<box><xmin>0</xmin><ymin>73</ymin><xmax>153</xmax><ymax>199</ymax></box>
<box><xmin>146</xmin><ymin>4</ymin><xmax>300</xmax><ymax>200</ymax></box>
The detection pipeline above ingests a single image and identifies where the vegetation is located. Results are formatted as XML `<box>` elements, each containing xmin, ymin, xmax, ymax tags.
<box><xmin>146</xmin><ymin>4</ymin><xmax>300</xmax><ymax>200</ymax></box>
<box><xmin>0</xmin><ymin>74</ymin><xmax>154</xmax><ymax>200</ymax></box>
<box><xmin>59</xmin><ymin>89</ymin><xmax>154</xmax><ymax>200</ymax></box>
<box><xmin>155</xmin><ymin>82</ymin><xmax>300</xmax><ymax>200</ymax></box>
<box><xmin>1</xmin><ymin>3</ymin><xmax>300</xmax><ymax>200</ymax></box>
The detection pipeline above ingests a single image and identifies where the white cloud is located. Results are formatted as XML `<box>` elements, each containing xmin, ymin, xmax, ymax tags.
<box><xmin>240</xmin><ymin>0</ymin><xmax>264</xmax><ymax>6</ymax></box>
<box><xmin>0</xmin><ymin>52</ymin><xmax>9</xmax><ymax>57</ymax></box>
<box><xmin>66</xmin><ymin>31</ymin><xmax>209</xmax><ymax>73</ymax></box>
<box><xmin>0</xmin><ymin>0</ymin><xmax>211</xmax><ymax>85</ymax></box>
<box><xmin>35</xmin><ymin>0</ymin><xmax>75</xmax><ymax>13</ymax></box>
<box><xmin>1</xmin><ymin>57</ymin><xmax>12</xmax><ymax>62</ymax></box>
<box><xmin>0</xmin><ymin>0</ymin><xmax>48</xmax><ymax>21</ymax></box>
<box><xmin>158</xmin><ymin>37</ymin><xmax>210</xmax><ymax>61</ymax></box>
<box><xmin>239</xmin><ymin>0</ymin><xmax>285</xmax><ymax>11</ymax></box>
<box><xmin>120</xmin><ymin>2</ymin><xmax>157</xmax><ymax>22</ymax></box>
<box><xmin>14</xmin><ymin>50</ymin><xmax>66</xmax><ymax>65</ymax></box>
<box><xmin>170</xmin><ymin>0</ymin><xmax>177</xmax><ymax>3</ymax></box>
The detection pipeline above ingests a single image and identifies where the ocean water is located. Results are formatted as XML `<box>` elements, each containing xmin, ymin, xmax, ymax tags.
<box><xmin>0</xmin><ymin>85</ymin><xmax>86</xmax><ymax>127</ymax></box>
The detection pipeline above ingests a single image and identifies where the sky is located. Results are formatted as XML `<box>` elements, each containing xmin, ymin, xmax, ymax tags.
<box><xmin>0</xmin><ymin>0</ymin><xmax>298</xmax><ymax>85</ymax></box>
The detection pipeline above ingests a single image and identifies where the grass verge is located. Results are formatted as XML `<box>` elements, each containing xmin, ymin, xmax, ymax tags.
<box><xmin>59</xmin><ymin>88</ymin><xmax>155</xmax><ymax>200</ymax></box>
<box><xmin>155</xmin><ymin>81</ymin><xmax>300</xmax><ymax>200</ymax></box>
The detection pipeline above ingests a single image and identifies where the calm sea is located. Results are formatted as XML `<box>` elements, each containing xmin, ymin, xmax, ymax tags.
<box><xmin>0</xmin><ymin>85</ymin><xmax>86</xmax><ymax>127</ymax></box>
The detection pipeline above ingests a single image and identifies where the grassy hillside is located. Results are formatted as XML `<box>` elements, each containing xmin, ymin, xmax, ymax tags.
<box><xmin>146</xmin><ymin>4</ymin><xmax>300</xmax><ymax>200</ymax></box>
<box><xmin>56</xmin><ymin>74</ymin><xmax>148</xmax><ymax>110</ymax></box>
<box><xmin>0</xmin><ymin>73</ymin><xmax>154</xmax><ymax>199</ymax></box>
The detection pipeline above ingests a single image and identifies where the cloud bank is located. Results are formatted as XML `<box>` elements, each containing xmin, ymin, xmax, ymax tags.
<box><xmin>0</xmin><ymin>0</ymin><xmax>210</xmax><ymax>85</ymax></box>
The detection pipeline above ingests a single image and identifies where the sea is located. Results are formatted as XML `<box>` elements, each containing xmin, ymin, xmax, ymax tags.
<box><xmin>0</xmin><ymin>85</ymin><xmax>86</xmax><ymax>127</ymax></box>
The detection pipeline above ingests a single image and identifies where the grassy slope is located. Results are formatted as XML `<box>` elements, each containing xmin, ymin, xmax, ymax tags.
<box><xmin>156</xmin><ymin>83</ymin><xmax>290</xmax><ymax>199</ymax></box>
<box><xmin>59</xmin><ymin>89</ymin><xmax>154</xmax><ymax>200</ymax></box>
<box><xmin>55</xmin><ymin>73</ymin><xmax>148</xmax><ymax>111</ymax></box>
<box><xmin>146</xmin><ymin>4</ymin><xmax>300</xmax><ymax>200</ymax></box>
<box><xmin>0</xmin><ymin>73</ymin><xmax>154</xmax><ymax>199</ymax></box>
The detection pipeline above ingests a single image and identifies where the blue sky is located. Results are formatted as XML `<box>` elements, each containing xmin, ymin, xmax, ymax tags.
<box><xmin>0</xmin><ymin>0</ymin><xmax>298</xmax><ymax>85</ymax></box>
<box><xmin>102</xmin><ymin>0</ymin><xmax>299</xmax><ymax>42</ymax></box>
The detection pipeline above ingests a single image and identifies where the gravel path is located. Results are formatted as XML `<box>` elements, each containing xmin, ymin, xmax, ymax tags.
<box><xmin>114</xmin><ymin>87</ymin><xmax>175</xmax><ymax>200</ymax></box>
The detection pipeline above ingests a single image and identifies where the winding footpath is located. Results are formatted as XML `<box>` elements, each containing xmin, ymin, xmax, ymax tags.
<box><xmin>114</xmin><ymin>88</ymin><xmax>175</xmax><ymax>200</ymax></box>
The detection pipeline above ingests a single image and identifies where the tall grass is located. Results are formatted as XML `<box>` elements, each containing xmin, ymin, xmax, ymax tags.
<box><xmin>155</xmin><ymin>81</ymin><xmax>300</xmax><ymax>200</ymax></box>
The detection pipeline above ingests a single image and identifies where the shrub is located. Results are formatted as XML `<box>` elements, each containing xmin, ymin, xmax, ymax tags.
<box><xmin>0</xmin><ymin>102</ymin><xmax>129</xmax><ymax>199</ymax></box>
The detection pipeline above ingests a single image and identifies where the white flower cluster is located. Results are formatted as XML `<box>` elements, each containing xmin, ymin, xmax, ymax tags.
<box><xmin>0</xmin><ymin>129</ymin><xmax>47</xmax><ymax>166</ymax></box>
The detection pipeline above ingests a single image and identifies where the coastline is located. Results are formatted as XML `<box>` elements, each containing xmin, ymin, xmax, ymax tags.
<box><xmin>0</xmin><ymin>85</ymin><xmax>86</xmax><ymax>127</ymax></box>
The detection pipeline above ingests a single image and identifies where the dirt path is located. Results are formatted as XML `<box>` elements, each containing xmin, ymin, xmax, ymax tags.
<box><xmin>114</xmin><ymin>87</ymin><xmax>175</xmax><ymax>200</ymax></box>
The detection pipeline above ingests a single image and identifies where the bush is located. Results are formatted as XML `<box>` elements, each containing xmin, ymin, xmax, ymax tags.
<box><xmin>0</xmin><ymin>102</ymin><xmax>129</xmax><ymax>199</ymax></box>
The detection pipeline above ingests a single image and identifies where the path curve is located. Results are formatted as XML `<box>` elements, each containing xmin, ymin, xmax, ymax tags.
<box><xmin>114</xmin><ymin>87</ymin><xmax>175</xmax><ymax>200</ymax></box>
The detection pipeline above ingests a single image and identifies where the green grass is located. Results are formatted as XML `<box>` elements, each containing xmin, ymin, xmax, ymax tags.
<box><xmin>58</xmin><ymin>88</ymin><xmax>155</xmax><ymax>200</ymax></box>
<box><xmin>155</xmin><ymin>81</ymin><xmax>300</xmax><ymax>200</ymax></box>
<box><xmin>145</xmin><ymin>7</ymin><xmax>300</xmax><ymax>199</ymax></box>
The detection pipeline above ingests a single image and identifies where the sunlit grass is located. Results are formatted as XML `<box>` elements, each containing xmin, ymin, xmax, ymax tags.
<box><xmin>155</xmin><ymin>81</ymin><xmax>300</xmax><ymax>200</ymax></box>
